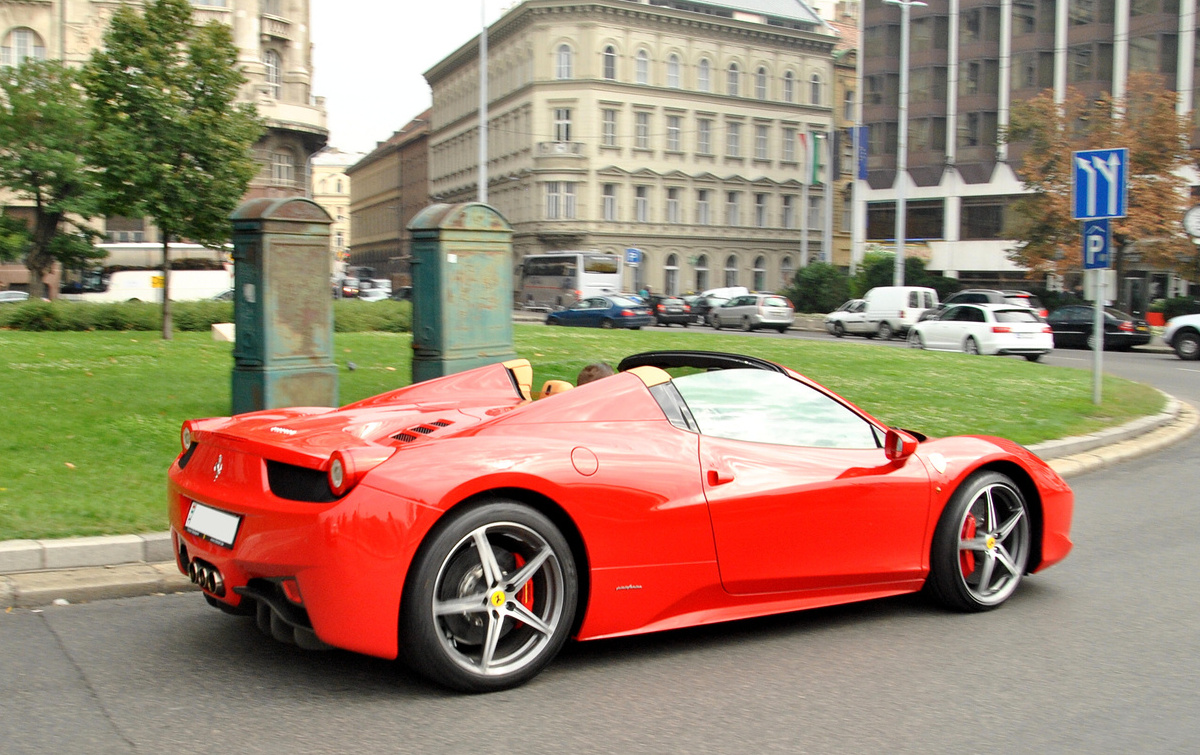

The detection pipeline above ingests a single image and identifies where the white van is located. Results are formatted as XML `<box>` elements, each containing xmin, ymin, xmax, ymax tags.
<box><xmin>863</xmin><ymin>286</ymin><xmax>939</xmax><ymax>339</ymax></box>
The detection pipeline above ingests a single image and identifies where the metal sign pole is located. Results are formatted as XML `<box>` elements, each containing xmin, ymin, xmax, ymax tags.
<box><xmin>1092</xmin><ymin>269</ymin><xmax>1104</xmax><ymax>405</ymax></box>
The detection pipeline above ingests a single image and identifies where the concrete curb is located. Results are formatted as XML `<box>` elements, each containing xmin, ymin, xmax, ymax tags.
<box><xmin>2</xmin><ymin>395</ymin><xmax>1195</xmax><ymax>610</ymax></box>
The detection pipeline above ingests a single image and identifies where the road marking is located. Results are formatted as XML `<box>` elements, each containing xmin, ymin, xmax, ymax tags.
<box><xmin>1181</xmin><ymin>368</ymin><xmax>1200</xmax><ymax>373</ymax></box>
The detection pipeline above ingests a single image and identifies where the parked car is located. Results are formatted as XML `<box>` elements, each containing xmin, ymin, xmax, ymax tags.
<box><xmin>935</xmin><ymin>289</ymin><xmax>1046</xmax><ymax>318</ymax></box>
<box><xmin>648</xmin><ymin>295</ymin><xmax>692</xmax><ymax>327</ymax></box>
<box><xmin>710</xmin><ymin>293</ymin><xmax>795</xmax><ymax>333</ymax></box>
<box><xmin>357</xmin><ymin>288</ymin><xmax>391</xmax><ymax>302</ymax></box>
<box><xmin>862</xmin><ymin>286</ymin><xmax>939</xmax><ymax>339</ymax></box>
<box><xmin>908</xmin><ymin>303</ymin><xmax>1054</xmax><ymax>361</ymax></box>
<box><xmin>825</xmin><ymin>298</ymin><xmax>869</xmax><ymax>337</ymax></box>
<box><xmin>169</xmin><ymin>349</ymin><xmax>1073</xmax><ymax>692</ymax></box>
<box><xmin>1162</xmin><ymin>313</ymin><xmax>1200</xmax><ymax>360</ymax></box>
<box><xmin>0</xmin><ymin>290</ymin><xmax>30</xmax><ymax>303</ymax></box>
<box><xmin>689</xmin><ymin>286</ymin><xmax>749</xmax><ymax>325</ymax></box>
<box><xmin>545</xmin><ymin>294</ymin><xmax>653</xmax><ymax>329</ymax></box>
<box><xmin>1046</xmin><ymin>305</ymin><xmax>1151</xmax><ymax>350</ymax></box>
<box><xmin>209</xmin><ymin>289</ymin><xmax>235</xmax><ymax>302</ymax></box>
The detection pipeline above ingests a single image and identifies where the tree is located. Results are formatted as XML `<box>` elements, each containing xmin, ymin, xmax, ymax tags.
<box><xmin>1003</xmin><ymin>73</ymin><xmax>1194</xmax><ymax>289</ymax></box>
<box><xmin>785</xmin><ymin>261</ymin><xmax>850</xmax><ymax>313</ymax></box>
<box><xmin>850</xmin><ymin>249</ymin><xmax>959</xmax><ymax>300</ymax></box>
<box><xmin>84</xmin><ymin>0</ymin><xmax>262</xmax><ymax>338</ymax></box>
<box><xmin>0</xmin><ymin>60</ymin><xmax>104</xmax><ymax>299</ymax></box>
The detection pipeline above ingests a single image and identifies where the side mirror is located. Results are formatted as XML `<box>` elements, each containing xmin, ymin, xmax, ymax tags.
<box><xmin>884</xmin><ymin>428</ymin><xmax>918</xmax><ymax>461</ymax></box>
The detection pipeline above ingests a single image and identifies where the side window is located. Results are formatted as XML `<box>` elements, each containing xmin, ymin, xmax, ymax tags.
<box><xmin>967</xmin><ymin>307</ymin><xmax>986</xmax><ymax>322</ymax></box>
<box><xmin>671</xmin><ymin>370</ymin><xmax>879</xmax><ymax>449</ymax></box>
<box><xmin>924</xmin><ymin>292</ymin><xmax>935</xmax><ymax>308</ymax></box>
<box><xmin>908</xmin><ymin>291</ymin><xmax>919</xmax><ymax>307</ymax></box>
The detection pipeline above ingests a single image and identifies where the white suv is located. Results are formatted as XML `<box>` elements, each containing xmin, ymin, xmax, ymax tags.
<box><xmin>710</xmin><ymin>294</ymin><xmax>796</xmax><ymax>333</ymax></box>
<box><xmin>1163</xmin><ymin>313</ymin><xmax>1200</xmax><ymax>360</ymax></box>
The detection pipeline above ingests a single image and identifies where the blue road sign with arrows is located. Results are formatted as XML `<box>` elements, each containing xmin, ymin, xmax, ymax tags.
<box><xmin>1083</xmin><ymin>218</ymin><xmax>1110</xmax><ymax>269</ymax></box>
<box><xmin>1073</xmin><ymin>148</ymin><xmax>1128</xmax><ymax>220</ymax></box>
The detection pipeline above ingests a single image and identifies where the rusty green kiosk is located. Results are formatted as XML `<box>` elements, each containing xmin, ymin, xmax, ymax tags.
<box><xmin>408</xmin><ymin>203</ymin><xmax>517</xmax><ymax>383</ymax></box>
<box><xmin>229</xmin><ymin>197</ymin><xmax>337</xmax><ymax>414</ymax></box>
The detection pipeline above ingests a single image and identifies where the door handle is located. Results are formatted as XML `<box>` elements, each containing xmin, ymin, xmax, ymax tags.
<box><xmin>707</xmin><ymin>468</ymin><xmax>735</xmax><ymax>486</ymax></box>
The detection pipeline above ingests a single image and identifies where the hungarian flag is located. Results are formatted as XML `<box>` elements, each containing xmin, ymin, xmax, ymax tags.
<box><xmin>799</xmin><ymin>131</ymin><xmax>826</xmax><ymax>185</ymax></box>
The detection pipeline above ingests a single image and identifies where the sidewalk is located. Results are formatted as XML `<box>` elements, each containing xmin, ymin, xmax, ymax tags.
<box><xmin>2</xmin><ymin>393</ymin><xmax>1195</xmax><ymax>610</ymax></box>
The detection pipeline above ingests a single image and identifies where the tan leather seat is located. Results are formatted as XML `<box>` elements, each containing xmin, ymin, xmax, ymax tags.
<box><xmin>539</xmin><ymin>380</ymin><xmax>574</xmax><ymax>398</ymax></box>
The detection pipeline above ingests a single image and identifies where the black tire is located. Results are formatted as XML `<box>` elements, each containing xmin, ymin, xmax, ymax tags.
<box><xmin>1023</xmin><ymin>353</ymin><xmax>1042</xmax><ymax>362</ymax></box>
<box><xmin>711</xmin><ymin>316</ymin><xmax>721</xmax><ymax>330</ymax></box>
<box><xmin>833</xmin><ymin>322</ymin><xmax>845</xmax><ymax>338</ymax></box>
<box><xmin>878</xmin><ymin>322</ymin><xmax>893</xmax><ymax>340</ymax></box>
<box><xmin>682</xmin><ymin>321</ymin><xmax>689</xmax><ymax>328</ymax></box>
<box><xmin>740</xmin><ymin>317</ymin><xmax>753</xmax><ymax>332</ymax></box>
<box><xmin>1174</xmin><ymin>330</ymin><xmax>1200</xmax><ymax>360</ymax></box>
<box><xmin>908</xmin><ymin>330</ymin><xmax>924</xmax><ymax>349</ymax></box>
<box><xmin>400</xmin><ymin>500</ymin><xmax>578</xmax><ymax>693</ymax></box>
<box><xmin>927</xmin><ymin>472</ymin><xmax>1031</xmax><ymax>612</ymax></box>
<box><xmin>600</xmin><ymin>319</ymin><xmax>614</xmax><ymax>329</ymax></box>
<box><xmin>964</xmin><ymin>337</ymin><xmax>980</xmax><ymax>355</ymax></box>
<box><xmin>776</xmin><ymin>326</ymin><xmax>788</xmax><ymax>334</ymax></box>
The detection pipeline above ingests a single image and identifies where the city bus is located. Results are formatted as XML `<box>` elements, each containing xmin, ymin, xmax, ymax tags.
<box><xmin>520</xmin><ymin>251</ymin><xmax>622</xmax><ymax>310</ymax></box>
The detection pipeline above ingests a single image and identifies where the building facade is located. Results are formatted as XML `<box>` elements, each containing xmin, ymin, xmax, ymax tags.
<box><xmin>858</xmin><ymin>0</ymin><xmax>1196</xmax><ymax>307</ymax></box>
<box><xmin>346</xmin><ymin>111</ymin><xmax>431</xmax><ymax>286</ymax></box>
<box><xmin>310</xmin><ymin>148</ymin><xmax>363</xmax><ymax>273</ymax></box>
<box><xmin>425</xmin><ymin>0</ymin><xmax>840</xmax><ymax>297</ymax></box>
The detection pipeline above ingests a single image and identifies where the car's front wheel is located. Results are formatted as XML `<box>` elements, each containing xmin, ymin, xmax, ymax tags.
<box><xmin>711</xmin><ymin>316</ymin><xmax>721</xmax><ymax>330</ymax></box>
<box><xmin>927</xmin><ymin>472</ymin><xmax>1030</xmax><ymax>611</ymax></box>
<box><xmin>832</xmin><ymin>322</ymin><xmax>845</xmax><ymax>338</ymax></box>
<box><xmin>401</xmin><ymin>500</ymin><xmax>578</xmax><ymax>692</ymax></box>
<box><xmin>908</xmin><ymin>330</ymin><xmax>924</xmax><ymax>349</ymax></box>
<box><xmin>964</xmin><ymin>337</ymin><xmax>980</xmax><ymax>355</ymax></box>
<box><xmin>1174</xmin><ymin>330</ymin><xmax>1200</xmax><ymax>360</ymax></box>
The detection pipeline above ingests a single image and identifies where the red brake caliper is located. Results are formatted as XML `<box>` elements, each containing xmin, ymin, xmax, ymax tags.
<box><xmin>513</xmin><ymin>553</ymin><xmax>534</xmax><ymax>609</ymax></box>
<box><xmin>959</xmin><ymin>515</ymin><xmax>977</xmax><ymax>576</ymax></box>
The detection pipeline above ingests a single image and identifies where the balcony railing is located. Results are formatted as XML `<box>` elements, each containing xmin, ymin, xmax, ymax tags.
<box><xmin>536</xmin><ymin>141</ymin><xmax>583</xmax><ymax>156</ymax></box>
<box><xmin>261</xmin><ymin>15</ymin><xmax>292</xmax><ymax>42</ymax></box>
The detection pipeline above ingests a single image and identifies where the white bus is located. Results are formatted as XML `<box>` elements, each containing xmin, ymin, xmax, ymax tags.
<box><xmin>61</xmin><ymin>267</ymin><xmax>232</xmax><ymax>303</ymax></box>
<box><xmin>520</xmin><ymin>251</ymin><xmax>622</xmax><ymax>310</ymax></box>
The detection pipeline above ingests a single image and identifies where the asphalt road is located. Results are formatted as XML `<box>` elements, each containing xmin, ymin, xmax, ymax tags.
<box><xmin>2</xmin><ymin>335</ymin><xmax>1197</xmax><ymax>754</ymax></box>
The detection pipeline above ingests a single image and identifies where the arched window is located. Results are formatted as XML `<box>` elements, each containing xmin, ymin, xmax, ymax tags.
<box><xmin>1</xmin><ymin>27</ymin><xmax>46</xmax><ymax>67</ymax></box>
<box><xmin>783</xmin><ymin>71</ymin><xmax>795</xmax><ymax>103</ymax></box>
<box><xmin>698</xmin><ymin>59</ymin><xmax>711</xmax><ymax>92</ymax></box>
<box><xmin>810</xmin><ymin>73</ymin><xmax>823</xmax><ymax>105</ymax></box>
<box><xmin>636</xmin><ymin>50</ymin><xmax>649</xmax><ymax>84</ymax></box>
<box><xmin>695</xmin><ymin>254</ymin><xmax>709</xmax><ymax>292</ymax></box>
<box><xmin>727</xmin><ymin>63</ymin><xmax>740</xmax><ymax>97</ymax></box>
<box><xmin>724</xmin><ymin>255</ymin><xmax>739</xmax><ymax>287</ymax></box>
<box><xmin>665</xmin><ymin>253</ymin><xmax>679</xmax><ymax>295</ymax></box>
<box><xmin>603</xmin><ymin>45</ymin><xmax>617</xmax><ymax>80</ymax></box>
<box><xmin>755</xmin><ymin>67</ymin><xmax>768</xmax><ymax>100</ymax></box>
<box><xmin>753</xmin><ymin>256</ymin><xmax>766</xmax><ymax>291</ymax></box>
<box><xmin>556</xmin><ymin>44</ymin><xmax>573</xmax><ymax>80</ymax></box>
<box><xmin>263</xmin><ymin>49</ymin><xmax>282</xmax><ymax>98</ymax></box>
<box><xmin>781</xmin><ymin>256</ymin><xmax>794</xmax><ymax>287</ymax></box>
<box><xmin>667</xmin><ymin>54</ymin><xmax>681</xmax><ymax>88</ymax></box>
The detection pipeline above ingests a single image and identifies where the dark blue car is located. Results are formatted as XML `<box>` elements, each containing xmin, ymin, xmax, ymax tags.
<box><xmin>546</xmin><ymin>295</ymin><xmax>654</xmax><ymax>329</ymax></box>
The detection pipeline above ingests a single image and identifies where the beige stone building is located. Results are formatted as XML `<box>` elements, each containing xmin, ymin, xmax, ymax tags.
<box><xmin>425</xmin><ymin>0</ymin><xmax>840</xmax><ymax>296</ymax></box>
<box><xmin>0</xmin><ymin>0</ymin><xmax>327</xmax><ymax>290</ymax></box>
<box><xmin>346</xmin><ymin>111</ymin><xmax>431</xmax><ymax>286</ymax></box>
<box><xmin>310</xmin><ymin>148</ymin><xmax>362</xmax><ymax>272</ymax></box>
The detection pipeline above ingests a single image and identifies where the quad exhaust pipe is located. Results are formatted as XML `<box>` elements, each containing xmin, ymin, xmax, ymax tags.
<box><xmin>187</xmin><ymin>559</ymin><xmax>226</xmax><ymax>597</ymax></box>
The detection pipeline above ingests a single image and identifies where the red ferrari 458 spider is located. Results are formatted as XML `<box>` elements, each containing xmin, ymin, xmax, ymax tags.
<box><xmin>168</xmin><ymin>350</ymin><xmax>1073</xmax><ymax>692</ymax></box>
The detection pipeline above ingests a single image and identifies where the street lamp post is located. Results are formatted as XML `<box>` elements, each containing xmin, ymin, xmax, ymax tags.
<box><xmin>884</xmin><ymin>0</ymin><xmax>926</xmax><ymax>286</ymax></box>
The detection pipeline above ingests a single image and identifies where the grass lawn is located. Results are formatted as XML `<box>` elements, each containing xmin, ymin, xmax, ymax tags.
<box><xmin>0</xmin><ymin>325</ymin><xmax>1162</xmax><ymax>540</ymax></box>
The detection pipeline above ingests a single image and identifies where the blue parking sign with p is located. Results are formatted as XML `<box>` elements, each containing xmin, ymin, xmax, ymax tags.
<box><xmin>1073</xmin><ymin>148</ymin><xmax>1128</xmax><ymax>220</ymax></box>
<box><xmin>1083</xmin><ymin>218</ymin><xmax>1110</xmax><ymax>269</ymax></box>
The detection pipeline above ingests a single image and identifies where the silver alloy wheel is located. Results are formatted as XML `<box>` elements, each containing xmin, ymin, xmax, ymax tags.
<box><xmin>908</xmin><ymin>330</ymin><xmax>924</xmax><ymax>349</ymax></box>
<box><xmin>1177</xmin><ymin>331</ymin><xmax>1200</xmax><ymax>360</ymax></box>
<box><xmin>953</xmin><ymin>482</ymin><xmax>1030</xmax><ymax>607</ymax></box>
<box><xmin>431</xmin><ymin>521</ymin><xmax>566</xmax><ymax>678</ymax></box>
<box><xmin>878</xmin><ymin>322</ymin><xmax>893</xmax><ymax>340</ymax></box>
<box><xmin>964</xmin><ymin>337</ymin><xmax>980</xmax><ymax>355</ymax></box>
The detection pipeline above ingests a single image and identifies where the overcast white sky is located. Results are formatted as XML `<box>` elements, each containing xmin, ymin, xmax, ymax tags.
<box><xmin>311</xmin><ymin>0</ymin><xmax>512</xmax><ymax>154</ymax></box>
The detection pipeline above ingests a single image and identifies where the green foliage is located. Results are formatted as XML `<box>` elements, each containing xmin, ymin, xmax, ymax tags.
<box><xmin>0</xmin><ymin>60</ymin><xmax>103</xmax><ymax>297</ymax></box>
<box><xmin>1154</xmin><ymin>296</ymin><xmax>1200</xmax><ymax>320</ymax></box>
<box><xmin>332</xmin><ymin>300</ymin><xmax>413</xmax><ymax>333</ymax></box>
<box><xmin>850</xmin><ymin>252</ymin><xmax>960</xmax><ymax>301</ymax></box>
<box><xmin>784</xmin><ymin>261</ymin><xmax>850</xmax><ymax>313</ymax></box>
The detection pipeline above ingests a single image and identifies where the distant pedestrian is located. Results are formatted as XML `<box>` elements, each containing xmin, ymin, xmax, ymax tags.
<box><xmin>576</xmin><ymin>362</ymin><xmax>615</xmax><ymax>386</ymax></box>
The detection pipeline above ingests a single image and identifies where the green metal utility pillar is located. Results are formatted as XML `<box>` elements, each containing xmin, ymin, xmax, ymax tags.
<box><xmin>408</xmin><ymin>203</ymin><xmax>516</xmax><ymax>383</ymax></box>
<box><xmin>229</xmin><ymin>197</ymin><xmax>337</xmax><ymax>414</ymax></box>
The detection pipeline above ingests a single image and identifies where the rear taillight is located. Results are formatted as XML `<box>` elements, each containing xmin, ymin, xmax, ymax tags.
<box><xmin>786</xmin><ymin>300</ymin><xmax>794</xmax><ymax>309</ymax></box>
<box><xmin>328</xmin><ymin>451</ymin><xmax>353</xmax><ymax>497</ymax></box>
<box><xmin>1119</xmin><ymin>321</ymin><xmax>1134</xmax><ymax>332</ymax></box>
<box><xmin>181</xmin><ymin>421</ymin><xmax>197</xmax><ymax>452</ymax></box>
<box><xmin>683</xmin><ymin>304</ymin><xmax>691</xmax><ymax>312</ymax></box>
<box><xmin>1042</xmin><ymin>325</ymin><xmax>1052</xmax><ymax>333</ymax></box>
<box><xmin>1039</xmin><ymin>309</ymin><xmax>1048</xmax><ymax>319</ymax></box>
<box><xmin>621</xmin><ymin>309</ymin><xmax>635</xmax><ymax>316</ymax></box>
<box><xmin>991</xmin><ymin>326</ymin><xmax>1012</xmax><ymax>334</ymax></box>
<box><xmin>657</xmin><ymin>304</ymin><xmax>665</xmax><ymax>311</ymax></box>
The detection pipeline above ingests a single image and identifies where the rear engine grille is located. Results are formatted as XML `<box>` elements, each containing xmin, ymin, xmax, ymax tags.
<box><xmin>391</xmin><ymin>418</ymin><xmax>454</xmax><ymax>444</ymax></box>
<box><xmin>266</xmin><ymin>460</ymin><xmax>337</xmax><ymax>503</ymax></box>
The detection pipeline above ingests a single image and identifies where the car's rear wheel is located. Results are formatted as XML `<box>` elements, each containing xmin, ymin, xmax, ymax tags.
<box><xmin>741</xmin><ymin>317</ymin><xmax>753</xmax><ymax>332</ymax></box>
<box><xmin>401</xmin><ymin>501</ymin><xmax>577</xmax><ymax>693</ymax></box>
<box><xmin>711</xmin><ymin>316</ymin><xmax>721</xmax><ymax>330</ymax></box>
<box><xmin>908</xmin><ymin>331</ymin><xmax>925</xmax><ymax>349</ymax></box>
<box><xmin>1174</xmin><ymin>330</ymin><xmax>1200</xmax><ymax>360</ymax></box>
<box><xmin>964</xmin><ymin>337</ymin><xmax>980</xmax><ymax>355</ymax></box>
<box><xmin>600</xmin><ymin>319</ymin><xmax>614</xmax><ymax>329</ymax></box>
<box><xmin>1024</xmin><ymin>353</ymin><xmax>1042</xmax><ymax>362</ymax></box>
<box><xmin>878</xmin><ymin>322</ymin><xmax>893</xmax><ymax>340</ymax></box>
<box><xmin>776</xmin><ymin>325</ymin><xmax>788</xmax><ymax>334</ymax></box>
<box><xmin>927</xmin><ymin>472</ymin><xmax>1030</xmax><ymax>612</ymax></box>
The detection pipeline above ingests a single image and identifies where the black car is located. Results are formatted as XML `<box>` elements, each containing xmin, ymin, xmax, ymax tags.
<box><xmin>649</xmin><ymin>295</ymin><xmax>692</xmax><ymax>327</ymax></box>
<box><xmin>1046</xmin><ymin>305</ymin><xmax>1152</xmax><ymax>350</ymax></box>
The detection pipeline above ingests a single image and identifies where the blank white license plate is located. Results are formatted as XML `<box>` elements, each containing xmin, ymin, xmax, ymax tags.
<box><xmin>185</xmin><ymin>501</ymin><xmax>242</xmax><ymax>549</ymax></box>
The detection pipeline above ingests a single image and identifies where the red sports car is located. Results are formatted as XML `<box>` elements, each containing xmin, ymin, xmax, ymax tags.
<box><xmin>168</xmin><ymin>350</ymin><xmax>1073</xmax><ymax>692</ymax></box>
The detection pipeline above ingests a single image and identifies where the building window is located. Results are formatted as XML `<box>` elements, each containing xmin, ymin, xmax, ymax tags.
<box><xmin>336</xmin><ymin>178</ymin><xmax>344</xmax><ymax>194</ymax></box>
<box><xmin>260</xmin><ymin>0</ymin><xmax>280</xmax><ymax>13</ymax></box>
<box><xmin>697</xmin><ymin>190</ymin><xmax>711</xmax><ymax>225</ymax></box>
<box><xmin>602</xmin><ymin>109</ymin><xmax>617</xmax><ymax>147</ymax></box>
<box><xmin>553</xmin><ymin>108</ymin><xmax>572</xmax><ymax>142</ymax></box>
<box><xmin>808</xmin><ymin>195</ymin><xmax>823</xmax><ymax>230</ymax></box>
<box><xmin>727</xmin><ymin>63</ymin><xmax>740</xmax><ymax>96</ymax></box>
<box><xmin>782</xmin><ymin>127</ymin><xmax>796</xmax><ymax>162</ymax></box>
<box><xmin>667</xmin><ymin>187</ymin><xmax>681</xmax><ymax>223</ymax></box>
<box><xmin>556</xmin><ymin>44</ymin><xmax>573</xmax><ymax>80</ymax></box>
<box><xmin>636</xmin><ymin>50</ymin><xmax>649</xmax><ymax>84</ymax></box>
<box><xmin>753</xmin><ymin>256</ymin><xmax>766</xmax><ymax>291</ymax></box>
<box><xmin>666</xmin><ymin>115</ymin><xmax>681</xmax><ymax>151</ymax></box>
<box><xmin>783</xmin><ymin>71</ymin><xmax>795</xmax><ymax>103</ymax></box>
<box><xmin>264</xmin><ymin>49</ymin><xmax>282</xmax><ymax>98</ymax></box>
<box><xmin>665</xmin><ymin>253</ymin><xmax>679</xmax><ymax>295</ymax></box>
<box><xmin>1</xmin><ymin>28</ymin><xmax>46</xmax><ymax>67</ymax></box>
<box><xmin>635</xmin><ymin>112</ymin><xmax>650</xmax><ymax>149</ymax></box>
<box><xmin>725</xmin><ymin>191</ymin><xmax>741</xmax><ymax>226</ymax></box>
<box><xmin>726</xmin><ymin>122</ymin><xmax>741</xmax><ymax>157</ymax></box>
<box><xmin>842</xmin><ymin>191</ymin><xmax>853</xmax><ymax>233</ymax></box>
<box><xmin>603</xmin><ymin>45</ymin><xmax>617</xmax><ymax>80</ymax></box>
<box><xmin>270</xmin><ymin>150</ymin><xmax>295</xmax><ymax>185</ymax></box>
<box><xmin>783</xmin><ymin>195</ymin><xmax>796</xmax><ymax>229</ymax></box>
<box><xmin>635</xmin><ymin>186</ymin><xmax>649</xmax><ymax>222</ymax></box>
<box><xmin>781</xmin><ymin>256</ymin><xmax>794</xmax><ymax>287</ymax></box>
<box><xmin>698</xmin><ymin>118</ymin><xmax>712</xmax><ymax>154</ymax></box>
<box><xmin>810</xmin><ymin>73</ymin><xmax>823</xmax><ymax>105</ymax></box>
<box><xmin>724</xmin><ymin>254</ymin><xmax>739</xmax><ymax>287</ymax></box>
<box><xmin>545</xmin><ymin>181</ymin><xmax>576</xmax><ymax>219</ymax></box>
<box><xmin>844</xmin><ymin>90</ymin><xmax>855</xmax><ymax>122</ymax></box>
<box><xmin>754</xmin><ymin>125</ymin><xmax>769</xmax><ymax>160</ymax></box>
<box><xmin>695</xmin><ymin>254</ymin><xmax>709</xmax><ymax>291</ymax></box>
<box><xmin>698</xmin><ymin>59</ymin><xmax>711</xmax><ymax>92</ymax></box>
<box><xmin>754</xmin><ymin>194</ymin><xmax>768</xmax><ymax>227</ymax></box>
<box><xmin>667</xmin><ymin>54</ymin><xmax>681</xmax><ymax>88</ymax></box>
<box><xmin>755</xmin><ymin>67</ymin><xmax>768</xmax><ymax>99</ymax></box>
<box><xmin>603</xmin><ymin>184</ymin><xmax>618</xmax><ymax>221</ymax></box>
